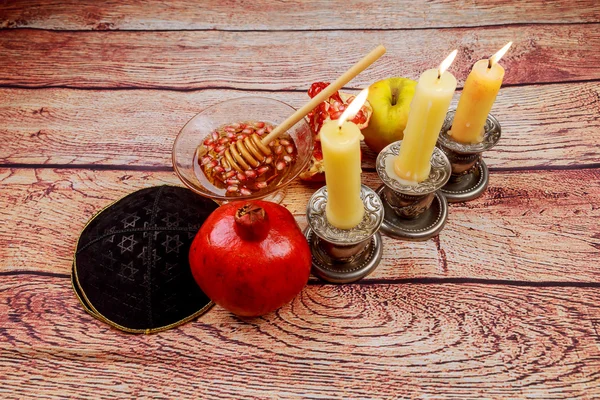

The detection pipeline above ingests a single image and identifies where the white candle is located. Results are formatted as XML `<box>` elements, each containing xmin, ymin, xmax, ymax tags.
<box><xmin>451</xmin><ymin>42</ymin><xmax>512</xmax><ymax>144</ymax></box>
<box><xmin>321</xmin><ymin>89</ymin><xmax>369</xmax><ymax>229</ymax></box>
<box><xmin>394</xmin><ymin>50</ymin><xmax>458</xmax><ymax>184</ymax></box>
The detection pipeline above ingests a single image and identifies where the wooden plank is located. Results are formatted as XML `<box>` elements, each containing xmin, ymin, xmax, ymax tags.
<box><xmin>1</xmin><ymin>0</ymin><xmax>599</xmax><ymax>31</ymax></box>
<box><xmin>2</xmin><ymin>275</ymin><xmax>600</xmax><ymax>398</ymax></box>
<box><xmin>2</xmin><ymin>83</ymin><xmax>599</xmax><ymax>169</ymax></box>
<box><xmin>441</xmin><ymin>168</ymin><xmax>600</xmax><ymax>282</ymax></box>
<box><xmin>0</xmin><ymin>167</ymin><xmax>437</xmax><ymax>279</ymax></box>
<box><xmin>1</xmin><ymin>26</ymin><xmax>599</xmax><ymax>90</ymax></box>
<box><xmin>1</xmin><ymin>167</ymin><xmax>598</xmax><ymax>282</ymax></box>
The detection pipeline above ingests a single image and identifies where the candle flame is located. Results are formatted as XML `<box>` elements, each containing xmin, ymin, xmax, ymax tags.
<box><xmin>338</xmin><ymin>88</ymin><xmax>369</xmax><ymax>127</ymax></box>
<box><xmin>438</xmin><ymin>49</ymin><xmax>458</xmax><ymax>78</ymax></box>
<box><xmin>489</xmin><ymin>41</ymin><xmax>512</xmax><ymax>68</ymax></box>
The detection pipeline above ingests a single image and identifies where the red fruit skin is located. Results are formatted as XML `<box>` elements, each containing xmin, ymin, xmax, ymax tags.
<box><xmin>189</xmin><ymin>200</ymin><xmax>312</xmax><ymax>317</ymax></box>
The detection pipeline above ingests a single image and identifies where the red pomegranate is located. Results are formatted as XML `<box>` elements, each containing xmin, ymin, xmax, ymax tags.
<box><xmin>189</xmin><ymin>200</ymin><xmax>312</xmax><ymax>317</ymax></box>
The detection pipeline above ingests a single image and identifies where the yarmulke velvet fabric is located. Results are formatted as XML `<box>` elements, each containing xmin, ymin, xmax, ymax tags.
<box><xmin>73</xmin><ymin>185</ymin><xmax>218</xmax><ymax>333</ymax></box>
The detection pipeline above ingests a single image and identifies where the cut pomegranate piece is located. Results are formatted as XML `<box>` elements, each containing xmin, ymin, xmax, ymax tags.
<box><xmin>301</xmin><ymin>82</ymin><xmax>372</xmax><ymax>182</ymax></box>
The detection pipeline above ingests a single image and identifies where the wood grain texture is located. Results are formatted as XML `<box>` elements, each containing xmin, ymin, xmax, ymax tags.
<box><xmin>2</xmin><ymin>0</ymin><xmax>599</xmax><ymax>31</ymax></box>
<box><xmin>2</xmin><ymin>83</ymin><xmax>599</xmax><ymax>169</ymax></box>
<box><xmin>2</xmin><ymin>167</ymin><xmax>599</xmax><ymax>282</ymax></box>
<box><xmin>1</xmin><ymin>25</ymin><xmax>599</xmax><ymax>90</ymax></box>
<box><xmin>0</xmin><ymin>167</ymin><xmax>437</xmax><ymax>279</ymax></box>
<box><xmin>2</xmin><ymin>1</ymin><xmax>599</xmax><ymax>398</ymax></box>
<box><xmin>441</xmin><ymin>169</ymin><xmax>600</xmax><ymax>282</ymax></box>
<box><xmin>2</xmin><ymin>275</ymin><xmax>600</xmax><ymax>399</ymax></box>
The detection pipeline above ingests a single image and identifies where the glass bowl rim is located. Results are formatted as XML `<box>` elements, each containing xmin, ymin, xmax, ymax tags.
<box><xmin>172</xmin><ymin>96</ymin><xmax>314</xmax><ymax>201</ymax></box>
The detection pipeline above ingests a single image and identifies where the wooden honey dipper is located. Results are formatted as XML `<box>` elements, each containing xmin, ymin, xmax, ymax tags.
<box><xmin>221</xmin><ymin>45</ymin><xmax>387</xmax><ymax>173</ymax></box>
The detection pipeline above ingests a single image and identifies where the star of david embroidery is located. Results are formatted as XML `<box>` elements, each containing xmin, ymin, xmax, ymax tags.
<box><xmin>162</xmin><ymin>262</ymin><xmax>180</xmax><ymax>282</ymax></box>
<box><xmin>188</xmin><ymin>223</ymin><xmax>199</xmax><ymax>239</ymax></box>
<box><xmin>144</xmin><ymin>204</ymin><xmax>161</xmax><ymax>216</ymax></box>
<box><xmin>117</xmin><ymin>234</ymin><xmax>138</xmax><ymax>254</ymax></box>
<box><xmin>137</xmin><ymin>246</ymin><xmax>147</xmax><ymax>261</ymax></box>
<box><xmin>101</xmin><ymin>250</ymin><xmax>118</xmax><ymax>269</ymax></box>
<box><xmin>103</xmin><ymin>226</ymin><xmax>117</xmax><ymax>244</ymax></box>
<box><xmin>163</xmin><ymin>262</ymin><xmax>177</xmax><ymax>275</ymax></box>
<box><xmin>162</xmin><ymin>234</ymin><xmax>183</xmax><ymax>254</ymax></box>
<box><xmin>121</xmin><ymin>212</ymin><xmax>140</xmax><ymax>228</ymax></box>
<box><xmin>162</xmin><ymin>212</ymin><xmax>182</xmax><ymax>228</ymax></box>
<box><xmin>152</xmin><ymin>249</ymin><xmax>162</xmax><ymax>267</ymax></box>
<box><xmin>118</xmin><ymin>261</ymin><xmax>139</xmax><ymax>282</ymax></box>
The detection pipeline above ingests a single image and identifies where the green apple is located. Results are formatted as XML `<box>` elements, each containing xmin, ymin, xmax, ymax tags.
<box><xmin>362</xmin><ymin>77</ymin><xmax>417</xmax><ymax>153</ymax></box>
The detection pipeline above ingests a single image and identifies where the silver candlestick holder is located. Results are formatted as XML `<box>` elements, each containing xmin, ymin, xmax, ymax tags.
<box><xmin>304</xmin><ymin>185</ymin><xmax>384</xmax><ymax>284</ymax></box>
<box><xmin>375</xmin><ymin>141</ymin><xmax>451</xmax><ymax>241</ymax></box>
<box><xmin>437</xmin><ymin>109</ymin><xmax>502</xmax><ymax>202</ymax></box>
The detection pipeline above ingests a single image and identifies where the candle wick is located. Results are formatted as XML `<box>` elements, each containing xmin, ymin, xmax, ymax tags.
<box><xmin>437</xmin><ymin>70</ymin><xmax>441</xmax><ymax>79</ymax></box>
<box><xmin>488</xmin><ymin>58</ymin><xmax>493</xmax><ymax>69</ymax></box>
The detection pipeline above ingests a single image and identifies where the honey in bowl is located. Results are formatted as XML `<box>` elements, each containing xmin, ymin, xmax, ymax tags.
<box><xmin>195</xmin><ymin>121</ymin><xmax>298</xmax><ymax>197</ymax></box>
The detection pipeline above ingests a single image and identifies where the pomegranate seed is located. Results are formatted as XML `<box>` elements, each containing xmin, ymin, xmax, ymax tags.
<box><xmin>226</xmin><ymin>179</ymin><xmax>240</xmax><ymax>185</ymax></box>
<box><xmin>231</xmin><ymin>123</ymin><xmax>241</xmax><ymax>129</ymax></box>
<box><xmin>201</xmin><ymin>156</ymin><xmax>211</xmax><ymax>165</ymax></box>
<box><xmin>332</xmin><ymin>100</ymin><xmax>342</xmax><ymax>109</ymax></box>
<box><xmin>286</xmin><ymin>145</ymin><xmax>294</xmax><ymax>154</ymax></box>
<box><xmin>264</xmin><ymin>156</ymin><xmax>273</xmax><ymax>164</ymax></box>
<box><xmin>242</xmin><ymin>128</ymin><xmax>253</xmax><ymax>135</ymax></box>
<box><xmin>330</xmin><ymin>111</ymin><xmax>342</xmax><ymax>120</ymax></box>
<box><xmin>283</xmin><ymin>155</ymin><xmax>292</xmax><ymax>163</ymax></box>
<box><xmin>208</xmin><ymin>160</ymin><xmax>218</xmax><ymax>168</ymax></box>
<box><xmin>256</xmin><ymin>128</ymin><xmax>265</xmax><ymax>135</ymax></box>
<box><xmin>279</xmin><ymin>139</ymin><xmax>290</xmax><ymax>146</ymax></box>
<box><xmin>237</xmin><ymin>134</ymin><xmax>247</xmax><ymax>141</ymax></box>
<box><xmin>205</xmin><ymin>143</ymin><xmax>215</xmax><ymax>151</ymax></box>
<box><xmin>212</xmin><ymin>131</ymin><xmax>219</xmax><ymax>140</ymax></box>
<box><xmin>269</xmin><ymin>141</ymin><xmax>276</xmax><ymax>147</ymax></box>
<box><xmin>218</xmin><ymin>137</ymin><xmax>230</xmax><ymax>144</ymax></box>
<box><xmin>257</xmin><ymin>166</ymin><xmax>270</xmax><ymax>176</ymax></box>
<box><xmin>226</xmin><ymin>185</ymin><xmax>239</xmax><ymax>193</ymax></box>
<box><xmin>266</xmin><ymin>125</ymin><xmax>273</xmax><ymax>133</ymax></box>
<box><xmin>239</xmin><ymin>124</ymin><xmax>247</xmax><ymax>129</ymax></box>
<box><xmin>256</xmin><ymin>181</ymin><xmax>268</xmax><ymax>189</ymax></box>
<box><xmin>237</xmin><ymin>173</ymin><xmax>247</xmax><ymax>181</ymax></box>
<box><xmin>244</xmin><ymin>170</ymin><xmax>257</xmax><ymax>179</ymax></box>
<box><xmin>225</xmin><ymin>126</ymin><xmax>236</xmax><ymax>133</ymax></box>
<box><xmin>240</xmin><ymin>188</ymin><xmax>252</xmax><ymax>196</ymax></box>
<box><xmin>213</xmin><ymin>165</ymin><xmax>224</xmax><ymax>173</ymax></box>
<box><xmin>339</xmin><ymin>104</ymin><xmax>346</xmax><ymax>111</ymax></box>
<box><xmin>225</xmin><ymin>171</ymin><xmax>236</xmax><ymax>178</ymax></box>
<box><xmin>254</xmin><ymin>122</ymin><xmax>265</xmax><ymax>129</ymax></box>
<box><xmin>203</xmin><ymin>138</ymin><xmax>214</xmax><ymax>146</ymax></box>
<box><xmin>275</xmin><ymin>145</ymin><xmax>283</xmax><ymax>155</ymax></box>
<box><xmin>216</xmin><ymin>145</ymin><xmax>226</xmax><ymax>153</ymax></box>
<box><xmin>226</xmin><ymin>132</ymin><xmax>236</xmax><ymax>139</ymax></box>
<box><xmin>276</xmin><ymin>161</ymin><xmax>286</xmax><ymax>171</ymax></box>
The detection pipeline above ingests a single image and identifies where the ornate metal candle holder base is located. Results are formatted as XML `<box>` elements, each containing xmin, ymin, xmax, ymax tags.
<box><xmin>437</xmin><ymin>110</ymin><xmax>501</xmax><ymax>202</ymax></box>
<box><xmin>375</xmin><ymin>141</ymin><xmax>451</xmax><ymax>241</ymax></box>
<box><xmin>375</xmin><ymin>186</ymin><xmax>448</xmax><ymax>241</ymax></box>
<box><xmin>304</xmin><ymin>185</ymin><xmax>384</xmax><ymax>284</ymax></box>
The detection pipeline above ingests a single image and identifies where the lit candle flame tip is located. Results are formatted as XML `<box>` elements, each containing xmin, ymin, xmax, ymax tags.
<box><xmin>438</xmin><ymin>49</ymin><xmax>458</xmax><ymax>78</ymax></box>
<box><xmin>338</xmin><ymin>87</ymin><xmax>369</xmax><ymax>126</ymax></box>
<box><xmin>489</xmin><ymin>41</ymin><xmax>513</xmax><ymax>68</ymax></box>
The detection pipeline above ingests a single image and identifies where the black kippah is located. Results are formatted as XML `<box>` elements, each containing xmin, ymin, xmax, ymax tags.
<box><xmin>72</xmin><ymin>185</ymin><xmax>218</xmax><ymax>333</ymax></box>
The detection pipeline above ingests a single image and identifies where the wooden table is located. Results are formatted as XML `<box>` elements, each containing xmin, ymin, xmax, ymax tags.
<box><xmin>2</xmin><ymin>1</ymin><xmax>600</xmax><ymax>398</ymax></box>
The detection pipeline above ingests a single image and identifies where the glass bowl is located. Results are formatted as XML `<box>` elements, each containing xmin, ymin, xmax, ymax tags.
<box><xmin>172</xmin><ymin>97</ymin><xmax>313</xmax><ymax>202</ymax></box>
